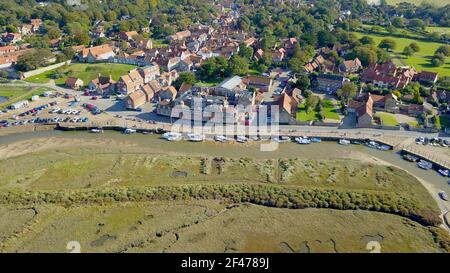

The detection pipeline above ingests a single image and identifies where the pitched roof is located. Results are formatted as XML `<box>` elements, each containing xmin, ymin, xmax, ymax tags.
<box><xmin>82</xmin><ymin>44</ymin><xmax>114</xmax><ymax>58</ymax></box>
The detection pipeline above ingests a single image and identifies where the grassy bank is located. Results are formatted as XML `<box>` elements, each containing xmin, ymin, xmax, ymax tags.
<box><xmin>0</xmin><ymin>201</ymin><xmax>446</xmax><ymax>253</ymax></box>
<box><xmin>352</xmin><ymin>32</ymin><xmax>450</xmax><ymax>76</ymax></box>
<box><xmin>25</xmin><ymin>63</ymin><xmax>138</xmax><ymax>85</ymax></box>
<box><xmin>0</xmin><ymin>86</ymin><xmax>52</xmax><ymax>108</ymax></box>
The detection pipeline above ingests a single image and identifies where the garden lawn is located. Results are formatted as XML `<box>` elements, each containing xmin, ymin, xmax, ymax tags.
<box><xmin>296</xmin><ymin>103</ymin><xmax>318</xmax><ymax>122</ymax></box>
<box><xmin>0</xmin><ymin>86</ymin><xmax>51</xmax><ymax>108</ymax></box>
<box><xmin>322</xmin><ymin>99</ymin><xmax>340</xmax><ymax>120</ymax></box>
<box><xmin>352</xmin><ymin>32</ymin><xmax>450</xmax><ymax>76</ymax></box>
<box><xmin>426</xmin><ymin>26</ymin><xmax>450</xmax><ymax>35</ymax></box>
<box><xmin>25</xmin><ymin>63</ymin><xmax>138</xmax><ymax>86</ymax></box>
<box><xmin>375</xmin><ymin>112</ymin><xmax>399</xmax><ymax>126</ymax></box>
<box><xmin>386</xmin><ymin>0</ymin><xmax>450</xmax><ymax>6</ymax></box>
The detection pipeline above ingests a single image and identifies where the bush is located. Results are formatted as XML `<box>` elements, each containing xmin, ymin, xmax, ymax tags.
<box><xmin>0</xmin><ymin>183</ymin><xmax>440</xmax><ymax>226</ymax></box>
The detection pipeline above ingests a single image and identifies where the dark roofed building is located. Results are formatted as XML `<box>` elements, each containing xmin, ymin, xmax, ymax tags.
<box><xmin>316</xmin><ymin>74</ymin><xmax>346</xmax><ymax>93</ymax></box>
<box><xmin>414</xmin><ymin>71</ymin><xmax>438</xmax><ymax>85</ymax></box>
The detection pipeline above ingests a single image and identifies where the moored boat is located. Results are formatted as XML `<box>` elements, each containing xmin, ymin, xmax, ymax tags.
<box><xmin>186</xmin><ymin>133</ymin><xmax>205</xmax><ymax>142</ymax></box>
<box><xmin>417</xmin><ymin>159</ymin><xmax>432</xmax><ymax>170</ymax></box>
<box><xmin>90</xmin><ymin>128</ymin><xmax>103</xmax><ymax>133</ymax></box>
<box><xmin>214</xmin><ymin>135</ymin><xmax>229</xmax><ymax>143</ymax></box>
<box><xmin>236</xmin><ymin>136</ymin><xmax>247</xmax><ymax>143</ymax></box>
<box><xmin>338</xmin><ymin>139</ymin><xmax>350</xmax><ymax>145</ymax></box>
<box><xmin>402</xmin><ymin>154</ymin><xmax>418</xmax><ymax>162</ymax></box>
<box><xmin>438</xmin><ymin>191</ymin><xmax>449</xmax><ymax>201</ymax></box>
<box><xmin>438</xmin><ymin>169</ymin><xmax>449</xmax><ymax>177</ymax></box>
<box><xmin>162</xmin><ymin>132</ymin><xmax>182</xmax><ymax>141</ymax></box>
<box><xmin>123</xmin><ymin>128</ymin><xmax>136</xmax><ymax>134</ymax></box>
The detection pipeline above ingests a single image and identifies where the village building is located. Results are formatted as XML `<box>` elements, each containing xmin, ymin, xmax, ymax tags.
<box><xmin>118</xmin><ymin>31</ymin><xmax>139</xmax><ymax>41</ymax></box>
<box><xmin>361</xmin><ymin>61</ymin><xmax>416</xmax><ymax>89</ymax></box>
<box><xmin>65</xmin><ymin>77</ymin><xmax>84</xmax><ymax>90</ymax></box>
<box><xmin>414</xmin><ymin>71</ymin><xmax>438</xmax><ymax>85</ymax></box>
<box><xmin>338</xmin><ymin>58</ymin><xmax>362</xmax><ymax>74</ymax></box>
<box><xmin>315</xmin><ymin>74</ymin><xmax>347</xmax><ymax>93</ymax></box>
<box><xmin>168</xmin><ymin>30</ymin><xmax>191</xmax><ymax>41</ymax></box>
<box><xmin>116</xmin><ymin>69</ymin><xmax>145</xmax><ymax>95</ymax></box>
<box><xmin>216</xmin><ymin>76</ymin><xmax>246</xmax><ymax>97</ymax></box>
<box><xmin>80</xmin><ymin>44</ymin><xmax>115</xmax><ymax>63</ymax></box>
<box><xmin>304</xmin><ymin>55</ymin><xmax>325</xmax><ymax>73</ymax></box>
<box><xmin>0</xmin><ymin>46</ymin><xmax>17</xmax><ymax>55</ymax></box>
<box><xmin>88</xmin><ymin>75</ymin><xmax>116</xmax><ymax>95</ymax></box>
<box><xmin>138</xmin><ymin>64</ymin><xmax>160</xmax><ymax>83</ymax></box>
<box><xmin>125</xmin><ymin>90</ymin><xmax>146</xmax><ymax>109</ymax></box>
<box><xmin>243</xmin><ymin>76</ymin><xmax>273</xmax><ymax>93</ymax></box>
<box><xmin>277</xmin><ymin>93</ymin><xmax>298</xmax><ymax>124</ymax></box>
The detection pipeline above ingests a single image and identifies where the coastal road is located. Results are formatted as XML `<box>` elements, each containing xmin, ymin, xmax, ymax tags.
<box><xmin>1</xmin><ymin>82</ymin><xmax>447</xmax><ymax>140</ymax></box>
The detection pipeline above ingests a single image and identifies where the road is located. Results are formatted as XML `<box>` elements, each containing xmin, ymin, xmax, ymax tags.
<box><xmin>1</xmin><ymin>81</ymin><xmax>447</xmax><ymax>140</ymax></box>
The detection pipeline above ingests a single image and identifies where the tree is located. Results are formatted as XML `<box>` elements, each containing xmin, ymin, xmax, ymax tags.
<box><xmin>16</xmin><ymin>49</ymin><xmax>53</xmax><ymax>71</ymax></box>
<box><xmin>173</xmin><ymin>72</ymin><xmax>197</xmax><ymax>89</ymax></box>
<box><xmin>403</xmin><ymin>46</ymin><xmax>414</xmax><ymax>56</ymax></box>
<box><xmin>238</xmin><ymin>43</ymin><xmax>254</xmax><ymax>60</ymax></box>
<box><xmin>348</xmin><ymin>46</ymin><xmax>377</xmax><ymax>66</ymax></box>
<box><xmin>378</xmin><ymin>39</ymin><xmax>396</xmax><ymax>51</ymax></box>
<box><xmin>317</xmin><ymin>30</ymin><xmax>336</xmax><ymax>47</ymax></box>
<box><xmin>435</xmin><ymin>45</ymin><xmax>450</xmax><ymax>57</ymax></box>
<box><xmin>293</xmin><ymin>74</ymin><xmax>311</xmax><ymax>90</ymax></box>
<box><xmin>413</xmin><ymin>89</ymin><xmax>423</xmax><ymax>105</ymax></box>
<box><xmin>409</xmin><ymin>19</ymin><xmax>425</xmax><ymax>30</ymax></box>
<box><xmin>226</xmin><ymin>55</ymin><xmax>248</xmax><ymax>76</ymax></box>
<box><xmin>359</xmin><ymin>36</ymin><xmax>375</xmax><ymax>45</ymax></box>
<box><xmin>392</xmin><ymin>17</ymin><xmax>405</xmax><ymax>28</ymax></box>
<box><xmin>288</xmin><ymin>45</ymin><xmax>314</xmax><ymax>73</ymax></box>
<box><xmin>431</xmin><ymin>57</ymin><xmax>444</xmax><ymax>67</ymax></box>
<box><xmin>409</xmin><ymin>42</ymin><xmax>420</xmax><ymax>53</ymax></box>
<box><xmin>62</xmin><ymin>47</ymin><xmax>76</xmax><ymax>60</ymax></box>
<box><xmin>0</xmin><ymin>70</ymin><xmax>8</xmax><ymax>79</ymax></box>
<box><xmin>305</xmin><ymin>95</ymin><xmax>319</xmax><ymax>113</ymax></box>
<box><xmin>337</xmin><ymin>82</ymin><xmax>357</xmax><ymax>103</ymax></box>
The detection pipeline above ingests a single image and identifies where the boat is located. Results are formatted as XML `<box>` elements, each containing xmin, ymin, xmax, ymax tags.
<box><xmin>186</xmin><ymin>133</ymin><xmax>205</xmax><ymax>142</ymax></box>
<box><xmin>377</xmin><ymin>145</ymin><xmax>391</xmax><ymax>151</ymax></box>
<box><xmin>417</xmin><ymin>160</ymin><xmax>433</xmax><ymax>170</ymax></box>
<box><xmin>338</xmin><ymin>139</ymin><xmax>350</xmax><ymax>145</ymax></box>
<box><xmin>297</xmin><ymin>138</ymin><xmax>311</xmax><ymax>144</ymax></box>
<box><xmin>402</xmin><ymin>154</ymin><xmax>418</xmax><ymax>162</ymax></box>
<box><xmin>236</xmin><ymin>136</ymin><xmax>247</xmax><ymax>143</ymax></box>
<box><xmin>250</xmin><ymin>136</ymin><xmax>260</xmax><ymax>141</ymax></box>
<box><xmin>351</xmin><ymin>140</ymin><xmax>362</xmax><ymax>145</ymax></box>
<box><xmin>438</xmin><ymin>191</ymin><xmax>449</xmax><ymax>201</ymax></box>
<box><xmin>365</xmin><ymin>141</ymin><xmax>378</xmax><ymax>149</ymax></box>
<box><xmin>310</xmin><ymin>137</ymin><xmax>321</xmax><ymax>143</ymax></box>
<box><xmin>214</xmin><ymin>135</ymin><xmax>229</xmax><ymax>143</ymax></box>
<box><xmin>273</xmin><ymin>136</ymin><xmax>290</xmax><ymax>143</ymax></box>
<box><xmin>162</xmin><ymin>132</ymin><xmax>182</xmax><ymax>141</ymax></box>
<box><xmin>123</xmin><ymin>128</ymin><xmax>136</xmax><ymax>134</ymax></box>
<box><xmin>295</xmin><ymin>137</ymin><xmax>310</xmax><ymax>144</ymax></box>
<box><xmin>438</xmin><ymin>169</ymin><xmax>449</xmax><ymax>177</ymax></box>
<box><xmin>90</xmin><ymin>128</ymin><xmax>103</xmax><ymax>133</ymax></box>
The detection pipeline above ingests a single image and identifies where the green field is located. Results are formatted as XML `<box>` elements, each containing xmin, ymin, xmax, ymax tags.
<box><xmin>296</xmin><ymin>99</ymin><xmax>340</xmax><ymax>122</ymax></box>
<box><xmin>426</xmin><ymin>26</ymin><xmax>450</xmax><ymax>35</ymax></box>
<box><xmin>25</xmin><ymin>63</ymin><xmax>138</xmax><ymax>86</ymax></box>
<box><xmin>0</xmin><ymin>86</ymin><xmax>52</xmax><ymax>108</ymax></box>
<box><xmin>0</xmin><ymin>135</ymin><xmax>447</xmax><ymax>253</ymax></box>
<box><xmin>375</xmin><ymin>112</ymin><xmax>399</xmax><ymax>126</ymax></box>
<box><xmin>353</xmin><ymin>32</ymin><xmax>450</xmax><ymax>76</ymax></box>
<box><xmin>0</xmin><ymin>202</ymin><xmax>444</xmax><ymax>253</ymax></box>
<box><xmin>386</xmin><ymin>0</ymin><xmax>450</xmax><ymax>6</ymax></box>
<box><xmin>322</xmin><ymin>99</ymin><xmax>340</xmax><ymax>120</ymax></box>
